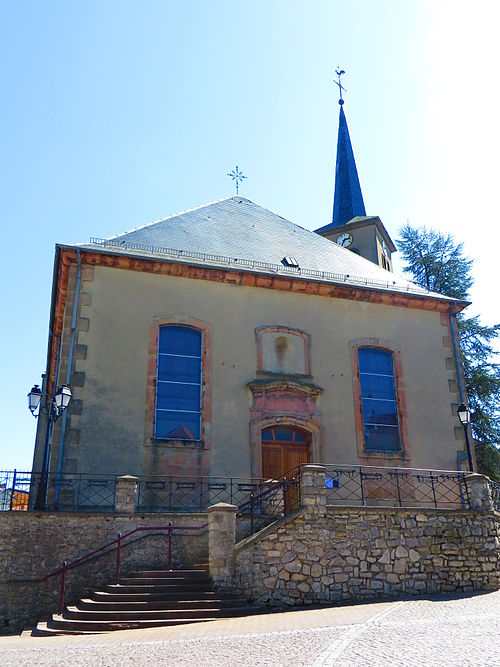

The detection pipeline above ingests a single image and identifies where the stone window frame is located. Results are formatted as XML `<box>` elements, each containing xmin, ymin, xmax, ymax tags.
<box><xmin>255</xmin><ymin>325</ymin><xmax>311</xmax><ymax>376</ymax></box>
<box><xmin>350</xmin><ymin>338</ymin><xmax>411</xmax><ymax>465</ymax></box>
<box><xmin>144</xmin><ymin>315</ymin><xmax>212</xmax><ymax>450</ymax></box>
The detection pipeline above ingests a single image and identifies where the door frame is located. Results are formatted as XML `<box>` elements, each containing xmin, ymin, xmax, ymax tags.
<box><xmin>261</xmin><ymin>425</ymin><xmax>311</xmax><ymax>479</ymax></box>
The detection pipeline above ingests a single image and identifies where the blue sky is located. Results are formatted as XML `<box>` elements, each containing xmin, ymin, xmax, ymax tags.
<box><xmin>1</xmin><ymin>1</ymin><xmax>498</xmax><ymax>470</ymax></box>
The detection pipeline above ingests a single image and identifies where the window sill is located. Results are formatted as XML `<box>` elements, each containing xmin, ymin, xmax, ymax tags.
<box><xmin>146</xmin><ymin>439</ymin><xmax>205</xmax><ymax>450</ymax></box>
<box><xmin>360</xmin><ymin>450</ymin><xmax>409</xmax><ymax>463</ymax></box>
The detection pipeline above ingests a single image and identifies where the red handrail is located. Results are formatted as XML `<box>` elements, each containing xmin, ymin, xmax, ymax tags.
<box><xmin>19</xmin><ymin>523</ymin><xmax>208</xmax><ymax>615</ymax></box>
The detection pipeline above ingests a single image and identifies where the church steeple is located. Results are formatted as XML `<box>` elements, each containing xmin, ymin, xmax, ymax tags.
<box><xmin>314</xmin><ymin>70</ymin><xmax>396</xmax><ymax>272</ymax></box>
<box><xmin>331</xmin><ymin>95</ymin><xmax>366</xmax><ymax>227</ymax></box>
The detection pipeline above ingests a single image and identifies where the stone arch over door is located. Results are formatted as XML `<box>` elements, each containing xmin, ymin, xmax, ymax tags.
<box><xmin>248</xmin><ymin>406</ymin><xmax>322</xmax><ymax>478</ymax></box>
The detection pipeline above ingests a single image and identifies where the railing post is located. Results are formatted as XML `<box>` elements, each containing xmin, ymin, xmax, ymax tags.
<box><xmin>394</xmin><ymin>470</ymin><xmax>402</xmax><ymax>507</ymax></box>
<box><xmin>430</xmin><ymin>473</ymin><xmax>438</xmax><ymax>508</ymax></box>
<box><xmin>115</xmin><ymin>532</ymin><xmax>122</xmax><ymax>584</ymax></box>
<box><xmin>359</xmin><ymin>469</ymin><xmax>366</xmax><ymax>506</ymax></box>
<box><xmin>168</xmin><ymin>521</ymin><xmax>173</xmax><ymax>570</ymax></box>
<box><xmin>249</xmin><ymin>493</ymin><xmax>255</xmax><ymax>535</ymax></box>
<box><xmin>282</xmin><ymin>476</ymin><xmax>287</xmax><ymax>515</ymax></box>
<box><xmin>115</xmin><ymin>475</ymin><xmax>139</xmax><ymax>513</ymax></box>
<box><xmin>466</xmin><ymin>474</ymin><xmax>495</xmax><ymax>512</ymax></box>
<box><xmin>300</xmin><ymin>465</ymin><xmax>326</xmax><ymax>515</ymax></box>
<box><xmin>9</xmin><ymin>469</ymin><xmax>17</xmax><ymax>511</ymax></box>
<box><xmin>59</xmin><ymin>561</ymin><xmax>68</xmax><ymax>615</ymax></box>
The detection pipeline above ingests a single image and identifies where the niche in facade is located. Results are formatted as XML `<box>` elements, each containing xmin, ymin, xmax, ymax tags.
<box><xmin>256</xmin><ymin>326</ymin><xmax>311</xmax><ymax>376</ymax></box>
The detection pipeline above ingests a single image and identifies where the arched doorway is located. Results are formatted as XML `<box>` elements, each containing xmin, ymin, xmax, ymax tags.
<box><xmin>261</xmin><ymin>425</ymin><xmax>310</xmax><ymax>479</ymax></box>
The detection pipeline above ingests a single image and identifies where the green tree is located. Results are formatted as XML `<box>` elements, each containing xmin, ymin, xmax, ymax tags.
<box><xmin>397</xmin><ymin>224</ymin><xmax>500</xmax><ymax>481</ymax></box>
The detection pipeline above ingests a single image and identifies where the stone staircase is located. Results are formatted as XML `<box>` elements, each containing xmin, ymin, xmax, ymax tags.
<box><xmin>33</xmin><ymin>567</ymin><xmax>261</xmax><ymax>635</ymax></box>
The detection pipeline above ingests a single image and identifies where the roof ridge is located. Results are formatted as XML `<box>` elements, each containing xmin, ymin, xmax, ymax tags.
<box><xmin>107</xmin><ymin>195</ymin><xmax>236</xmax><ymax>240</ymax></box>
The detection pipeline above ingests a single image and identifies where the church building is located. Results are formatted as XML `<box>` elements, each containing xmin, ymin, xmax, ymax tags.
<box><xmin>31</xmin><ymin>93</ymin><xmax>471</xmax><ymax>484</ymax></box>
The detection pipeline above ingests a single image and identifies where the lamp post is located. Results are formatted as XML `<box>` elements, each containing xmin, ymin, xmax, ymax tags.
<box><xmin>457</xmin><ymin>403</ymin><xmax>474</xmax><ymax>472</ymax></box>
<box><xmin>28</xmin><ymin>376</ymin><xmax>72</xmax><ymax>510</ymax></box>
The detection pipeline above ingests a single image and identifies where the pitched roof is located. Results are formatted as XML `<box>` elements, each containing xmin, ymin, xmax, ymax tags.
<box><xmin>80</xmin><ymin>196</ymin><xmax>450</xmax><ymax>301</ymax></box>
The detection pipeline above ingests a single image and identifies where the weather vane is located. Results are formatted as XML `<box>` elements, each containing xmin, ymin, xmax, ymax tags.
<box><xmin>227</xmin><ymin>165</ymin><xmax>247</xmax><ymax>195</ymax></box>
<box><xmin>335</xmin><ymin>68</ymin><xmax>346</xmax><ymax>105</ymax></box>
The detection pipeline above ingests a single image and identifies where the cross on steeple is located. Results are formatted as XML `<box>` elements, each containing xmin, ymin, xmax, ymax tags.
<box><xmin>335</xmin><ymin>68</ymin><xmax>346</xmax><ymax>105</ymax></box>
<box><xmin>227</xmin><ymin>165</ymin><xmax>247</xmax><ymax>195</ymax></box>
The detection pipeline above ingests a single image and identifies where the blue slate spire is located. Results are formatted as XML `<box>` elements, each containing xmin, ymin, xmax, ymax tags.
<box><xmin>331</xmin><ymin>103</ymin><xmax>366</xmax><ymax>227</ymax></box>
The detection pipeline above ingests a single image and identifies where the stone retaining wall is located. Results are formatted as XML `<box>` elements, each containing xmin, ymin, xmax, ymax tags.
<box><xmin>208</xmin><ymin>466</ymin><xmax>500</xmax><ymax>608</ymax></box>
<box><xmin>0</xmin><ymin>512</ymin><xmax>208</xmax><ymax>631</ymax></box>
<box><xmin>232</xmin><ymin>506</ymin><xmax>499</xmax><ymax>606</ymax></box>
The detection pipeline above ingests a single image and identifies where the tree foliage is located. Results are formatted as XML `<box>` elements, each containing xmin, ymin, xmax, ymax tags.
<box><xmin>397</xmin><ymin>224</ymin><xmax>500</xmax><ymax>479</ymax></box>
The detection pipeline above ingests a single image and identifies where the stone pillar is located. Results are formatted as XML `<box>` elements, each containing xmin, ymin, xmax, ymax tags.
<box><xmin>300</xmin><ymin>464</ymin><xmax>327</xmax><ymax>515</ymax></box>
<box><xmin>115</xmin><ymin>475</ymin><xmax>139</xmax><ymax>514</ymax></box>
<box><xmin>207</xmin><ymin>502</ymin><xmax>237</xmax><ymax>586</ymax></box>
<box><xmin>467</xmin><ymin>474</ymin><xmax>494</xmax><ymax>512</ymax></box>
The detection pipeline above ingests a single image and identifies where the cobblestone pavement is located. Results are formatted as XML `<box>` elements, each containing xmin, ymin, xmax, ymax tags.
<box><xmin>0</xmin><ymin>591</ymin><xmax>499</xmax><ymax>666</ymax></box>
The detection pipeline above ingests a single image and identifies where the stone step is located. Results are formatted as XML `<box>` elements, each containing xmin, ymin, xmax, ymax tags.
<box><xmin>34</xmin><ymin>567</ymin><xmax>259</xmax><ymax>636</ymax></box>
<box><xmin>129</xmin><ymin>569</ymin><xmax>208</xmax><ymax>578</ymax></box>
<box><xmin>91</xmin><ymin>590</ymin><xmax>241</xmax><ymax>602</ymax></box>
<box><xmin>119</xmin><ymin>576</ymin><xmax>212</xmax><ymax>586</ymax></box>
<box><xmin>79</xmin><ymin>597</ymin><xmax>251</xmax><ymax>611</ymax></box>
<box><xmin>46</xmin><ymin>615</ymin><xmax>215</xmax><ymax>633</ymax></box>
<box><xmin>105</xmin><ymin>583</ymin><xmax>213</xmax><ymax>594</ymax></box>
<box><xmin>64</xmin><ymin>605</ymin><xmax>259</xmax><ymax>621</ymax></box>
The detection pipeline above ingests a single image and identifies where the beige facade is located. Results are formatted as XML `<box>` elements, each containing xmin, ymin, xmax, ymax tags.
<box><xmin>35</xmin><ymin>250</ymin><xmax>468</xmax><ymax>481</ymax></box>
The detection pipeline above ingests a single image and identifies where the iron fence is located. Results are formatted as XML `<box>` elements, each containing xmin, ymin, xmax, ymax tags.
<box><xmin>237</xmin><ymin>473</ymin><xmax>302</xmax><ymax>536</ymax></box>
<box><xmin>136</xmin><ymin>475</ymin><xmax>264</xmax><ymax>512</ymax></box>
<box><xmin>0</xmin><ymin>470</ymin><xmax>116</xmax><ymax>512</ymax></box>
<box><xmin>323</xmin><ymin>464</ymin><xmax>471</xmax><ymax>510</ymax></box>
<box><xmin>489</xmin><ymin>480</ymin><xmax>500</xmax><ymax>512</ymax></box>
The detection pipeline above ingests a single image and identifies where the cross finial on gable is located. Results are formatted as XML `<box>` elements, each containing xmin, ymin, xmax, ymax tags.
<box><xmin>227</xmin><ymin>165</ymin><xmax>247</xmax><ymax>195</ymax></box>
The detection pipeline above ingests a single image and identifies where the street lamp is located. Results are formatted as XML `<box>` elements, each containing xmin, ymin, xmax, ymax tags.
<box><xmin>27</xmin><ymin>377</ymin><xmax>72</xmax><ymax>510</ymax></box>
<box><xmin>457</xmin><ymin>403</ymin><xmax>474</xmax><ymax>472</ymax></box>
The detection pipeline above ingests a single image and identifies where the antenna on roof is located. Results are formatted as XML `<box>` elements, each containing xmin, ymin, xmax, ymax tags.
<box><xmin>227</xmin><ymin>165</ymin><xmax>247</xmax><ymax>195</ymax></box>
<box><xmin>334</xmin><ymin>68</ymin><xmax>346</xmax><ymax>105</ymax></box>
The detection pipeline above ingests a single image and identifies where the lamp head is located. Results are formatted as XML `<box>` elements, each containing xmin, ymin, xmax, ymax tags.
<box><xmin>28</xmin><ymin>385</ymin><xmax>42</xmax><ymax>416</ymax></box>
<box><xmin>457</xmin><ymin>403</ymin><xmax>470</xmax><ymax>426</ymax></box>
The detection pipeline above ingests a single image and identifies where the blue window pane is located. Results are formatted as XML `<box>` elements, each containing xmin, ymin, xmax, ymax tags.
<box><xmin>294</xmin><ymin>430</ymin><xmax>307</xmax><ymax>443</ymax></box>
<box><xmin>158</xmin><ymin>326</ymin><xmax>201</xmax><ymax>357</ymax></box>
<box><xmin>364</xmin><ymin>425</ymin><xmax>401</xmax><ymax>451</ymax></box>
<box><xmin>359</xmin><ymin>347</ymin><xmax>401</xmax><ymax>452</ymax></box>
<box><xmin>362</xmin><ymin>399</ymin><xmax>399</xmax><ymax>426</ymax></box>
<box><xmin>261</xmin><ymin>429</ymin><xmax>274</xmax><ymax>441</ymax></box>
<box><xmin>157</xmin><ymin>382</ymin><xmax>201</xmax><ymax>412</ymax></box>
<box><xmin>155</xmin><ymin>412</ymin><xmax>201</xmax><ymax>440</ymax></box>
<box><xmin>158</xmin><ymin>355</ymin><xmax>201</xmax><ymax>383</ymax></box>
<box><xmin>359</xmin><ymin>374</ymin><xmax>396</xmax><ymax>400</ymax></box>
<box><xmin>358</xmin><ymin>348</ymin><xmax>394</xmax><ymax>375</ymax></box>
<box><xmin>273</xmin><ymin>428</ymin><xmax>294</xmax><ymax>442</ymax></box>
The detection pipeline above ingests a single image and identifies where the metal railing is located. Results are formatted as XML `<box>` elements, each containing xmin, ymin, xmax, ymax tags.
<box><xmin>88</xmin><ymin>237</ymin><xmax>430</xmax><ymax>296</ymax></box>
<box><xmin>237</xmin><ymin>472</ymin><xmax>302</xmax><ymax>536</ymax></box>
<box><xmin>12</xmin><ymin>523</ymin><xmax>207</xmax><ymax>615</ymax></box>
<box><xmin>137</xmin><ymin>475</ymin><xmax>264</xmax><ymax>513</ymax></box>
<box><xmin>0</xmin><ymin>470</ymin><xmax>116</xmax><ymax>512</ymax></box>
<box><xmin>323</xmin><ymin>464</ymin><xmax>471</xmax><ymax>510</ymax></box>
<box><xmin>489</xmin><ymin>480</ymin><xmax>500</xmax><ymax>512</ymax></box>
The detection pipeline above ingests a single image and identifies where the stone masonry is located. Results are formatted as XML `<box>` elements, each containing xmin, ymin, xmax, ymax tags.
<box><xmin>209</xmin><ymin>465</ymin><xmax>500</xmax><ymax>607</ymax></box>
<box><xmin>0</xmin><ymin>512</ymin><xmax>208</xmax><ymax>632</ymax></box>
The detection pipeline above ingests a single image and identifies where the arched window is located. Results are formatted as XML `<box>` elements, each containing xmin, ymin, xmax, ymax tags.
<box><xmin>358</xmin><ymin>347</ymin><xmax>401</xmax><ymax>452</ymax></box>
<box><xmin>155</xmin><ymin>325</ymin><xmax>202</xmax><ymax>440</ymax></box>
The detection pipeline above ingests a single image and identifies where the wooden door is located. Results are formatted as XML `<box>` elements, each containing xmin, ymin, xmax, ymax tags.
<box><xmin>261</xmin><ymin>426</ymin><xmax>310</xmax><ymax>479</ymax></box>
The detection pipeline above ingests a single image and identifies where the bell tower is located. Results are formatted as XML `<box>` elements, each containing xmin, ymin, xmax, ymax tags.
<box><xmin>315</xmin><ymin>70</ymin><xmax>395</xmax><ymax>271</ymax></box>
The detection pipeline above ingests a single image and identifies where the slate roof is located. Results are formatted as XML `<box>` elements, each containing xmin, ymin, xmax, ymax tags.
<box><xmin>81</xmin><ymin>196</ymin><xmax>450</xmax><ymax>301</ymax></box>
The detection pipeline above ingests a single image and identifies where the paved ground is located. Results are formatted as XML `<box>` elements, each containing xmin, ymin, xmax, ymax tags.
<box><xmin>0</xmin><ymin>591</ymin><xmax>499</xmax><ymax>666</ymax></box>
